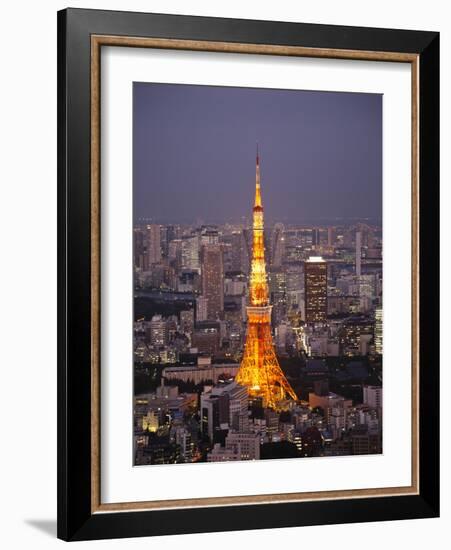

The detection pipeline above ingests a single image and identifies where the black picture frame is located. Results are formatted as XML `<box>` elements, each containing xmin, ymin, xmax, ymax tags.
<box><xmin>57</xmin><ymin>7</ymin><xmax>439</xmax><ymax>541</ymax></box>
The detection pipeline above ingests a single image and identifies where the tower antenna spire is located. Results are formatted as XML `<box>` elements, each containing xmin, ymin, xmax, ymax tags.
<box><xmin>254</xmin><ymin>143</ymin><xmax>262</xmax><ymax>208</ymax></box>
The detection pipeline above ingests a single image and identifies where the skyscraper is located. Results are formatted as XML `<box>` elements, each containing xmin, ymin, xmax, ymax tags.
<box><xmin>181</xmin><ymin>234</ymin><xmax>200</xmax><ymax>271</ymax></box>
<box><xmin>355</xmin><ymin>230</ymin><xmax>362</xmax><ymax>277</ymax></box>
<box><xmin>146</xmin><ymin>224</ymin><xmax>162</xmax><ymax>266</ymax></box>
<box><xmin>159</xmin><ymin>225</ymin><xmax>168</xmax><ymax>257</ymax></box>
<box><xmin>312</xmin><ymin>228</ymin><xmax>320</xmax><ymax>247</ymax></box>
<box><xmin>236</xmin><ymin>151</ymin><xmax>297</xmax><ymax>409</ymax></box>
<box><xmin>270</xmin><ymin>222</ymin><xmax>285</xmax><ymax>267</ymax></box>
<box><xmin>168</xmin><ymin>238</ymin><xmax>182</xmax><ymax>271</ymax></box>
<box><xmin>327</xmin><ymin>226</ymin><xmax>335</xmax><ymax>246</ymax></box>
<box><xmin>304</xmin><ymin>256</ymin><xmax>328</xmax><ymax>323</ymax></box>
<box><xmin>200</xmin><ymin>243</ymin><xmax>224</xmax><ymax>320</ymax></box>
<box><xmin>268</xmin><ymin>268</ymin><xmax>287</xmax><ymax>325</ymax></box>
<box><xmin>133</xmin><ymin>227</ymin><xmax>146</xmax><ymax>269</ymax></box>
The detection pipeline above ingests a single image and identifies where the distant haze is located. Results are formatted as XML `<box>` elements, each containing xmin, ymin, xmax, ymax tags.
<box><xmin>133</xmin><ymin>82</ymin><xmax>382</xmax><ymax>225</ymax></box>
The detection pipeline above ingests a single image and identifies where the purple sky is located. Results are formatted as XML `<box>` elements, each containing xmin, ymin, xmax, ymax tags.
<box><xmin>133</xmin><ymin>82</ymin><xmax>382</xmax><ymax>225</ymax></box>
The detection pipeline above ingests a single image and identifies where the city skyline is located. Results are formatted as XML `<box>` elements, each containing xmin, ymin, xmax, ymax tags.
<box><xmin>133</xmin><ymin>84</ymin><xmax>383</xmax><ymax>467</ymax></box>
<box><xmin>133</xmin><ymin>83</ymin><xmax>382</xmax><ymax>224</ymax></box>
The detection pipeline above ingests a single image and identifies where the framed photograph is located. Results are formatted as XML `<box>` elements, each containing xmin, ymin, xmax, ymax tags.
<box><xmin>57</xmin><ymin>8</ymin><xmax>439</xmax><ymax>541</ymax></box>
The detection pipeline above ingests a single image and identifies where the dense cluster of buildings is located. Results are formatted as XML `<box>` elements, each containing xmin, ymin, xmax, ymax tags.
<box><xmin>134</xmin><ymin>374</ymin><xmax>382</xmax><ymax>464</ymax></box>
<box><xmin>134</xmin><ymin>220</ymin><xmax>382</xmax><ymax>360</ymax></box>
<box><xmin>133</xmin><ymin>218</ymin><xmax>383</xmax><ymax>465</ymax></box>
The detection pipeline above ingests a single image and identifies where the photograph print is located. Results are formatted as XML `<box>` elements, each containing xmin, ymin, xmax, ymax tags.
<box><xmin>133</xmin><ymin>82</ymin><xmax>383</xmax><ymax>466</ymax></box>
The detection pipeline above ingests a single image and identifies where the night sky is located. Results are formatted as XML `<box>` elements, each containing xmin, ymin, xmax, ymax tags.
<box><xmin>133</xmin><ymin>82</ymin><xmax>382</xmax><ymax>225</ymax></box>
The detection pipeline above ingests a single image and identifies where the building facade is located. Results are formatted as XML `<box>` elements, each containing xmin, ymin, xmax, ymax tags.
<box><xmin>305</xmin><ymin>256</ymin><xmax>328</xmax><ymax>323</ymax></box>
<box><xmin>200</xmin><ymin>243</ymin><xmax>224</xmax><ymax>320</ymax></box>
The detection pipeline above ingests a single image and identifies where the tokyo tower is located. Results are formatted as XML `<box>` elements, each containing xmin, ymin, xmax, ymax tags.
<box><xmin>235</xmin><ymin>149</ymin><xmax>297</xmax><ymax>410</ymax></box>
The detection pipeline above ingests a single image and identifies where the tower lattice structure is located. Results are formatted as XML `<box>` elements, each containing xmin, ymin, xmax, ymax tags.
<box><xmin>236</xmin><ymin>151</ymin><xmax>297</xmax><ymax>410</ymax></box>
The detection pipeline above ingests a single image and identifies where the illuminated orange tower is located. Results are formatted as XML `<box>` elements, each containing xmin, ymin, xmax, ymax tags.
<box><xmin>236</xmin><ymin>149</ymin><xmax>297</xmax><ymax>410</ymax></box>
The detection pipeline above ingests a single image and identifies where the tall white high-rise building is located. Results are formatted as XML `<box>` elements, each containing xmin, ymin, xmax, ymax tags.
<box><xmin>181</xmin><ymin>234</ymin><xmax>200</xmax><ymax>271</ymax></box>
